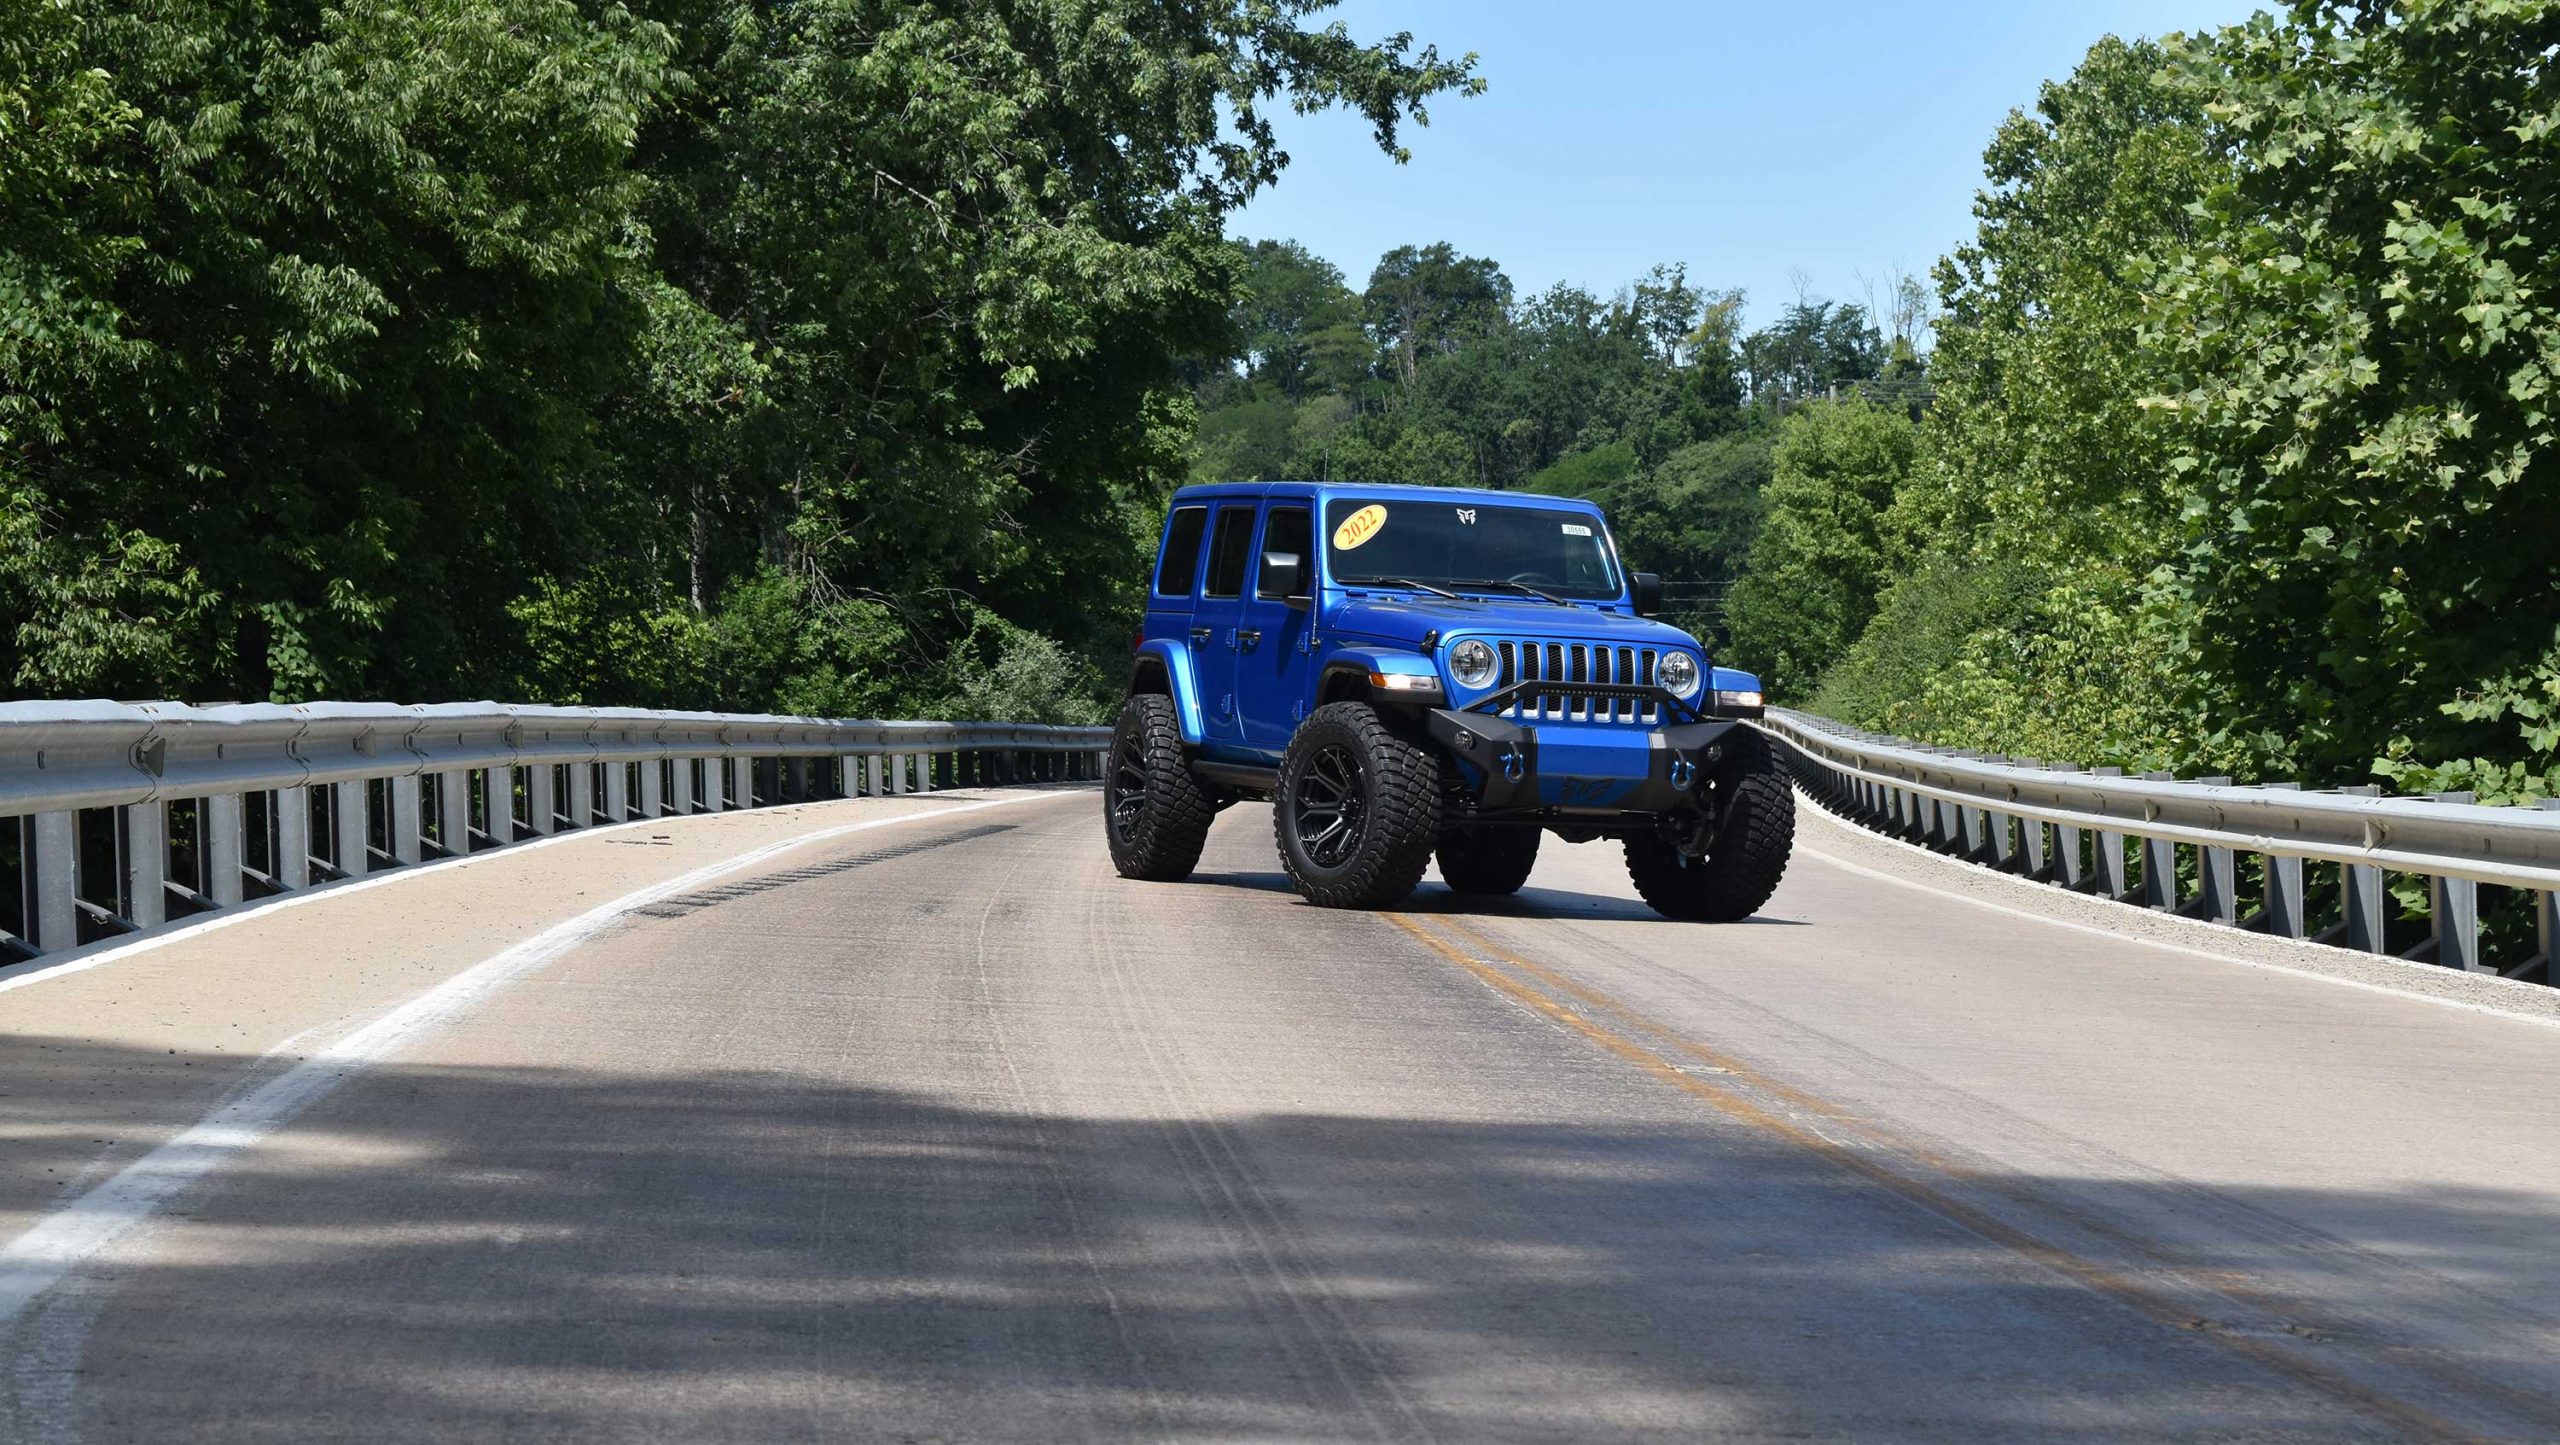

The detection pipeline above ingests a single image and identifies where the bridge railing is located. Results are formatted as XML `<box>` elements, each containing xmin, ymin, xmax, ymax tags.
<box><xmin>1761</xmin><ymin>708</ymin><xmax>2560</xmax><ymax>986</ymax></box>
<box><xmin>0</xmin><ymin>701</ymin><xmax>1110</xmax><ymax>960</ymax></box>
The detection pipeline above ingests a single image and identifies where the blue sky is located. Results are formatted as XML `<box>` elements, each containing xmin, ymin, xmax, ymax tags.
<box><xmin>1231</xmin><ymin>0</ymin><xmax>2268</xmax><ymax>328</ymax></box>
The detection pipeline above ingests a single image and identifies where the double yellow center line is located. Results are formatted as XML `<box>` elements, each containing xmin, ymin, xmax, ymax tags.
<box><xmin>1381</xmin><ymin>909</ymin><xmax>2490</xmax><ymax>1442</ymax></box>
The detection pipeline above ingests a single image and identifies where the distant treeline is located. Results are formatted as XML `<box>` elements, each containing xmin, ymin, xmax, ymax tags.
<box><xmin>1188</xmin><ymin>239</ymin><xmax>1928</xmax><ymax>644</ymax></box>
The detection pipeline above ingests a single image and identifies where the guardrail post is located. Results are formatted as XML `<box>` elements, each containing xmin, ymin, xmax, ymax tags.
<box><xmin>525</xmin><ymin>765</ymin><xmax>557</xmax><ymax>836</ymax></box>
<box><xmin>731</xmin><ymin>756</ymin><xmax>755</xmax><ymax>810</ymax></box>
<box><xmin>2254</xmin><ymin>783</ymin><xmax>2306</xmax><ymax>937</ymax></box>
<box><xmin>334</xmin><ymin>780</ymin><xmax>369</xmax><ymax>876</ymax></box>
<box><xmin>2191</xmin><ymin>778</ymin><xmax>2237</xmax><ymax>925</ymax></box>
<box><xmin>2421</xmin><ymin>793</ymin><xmax>2482</xmax><ymax>971</ymax></box>
<box><xmin>277</xmin><ymin>787</ymin><xmax>313</xmax><ymax>888</ymax></box>
<box><xmin>2538</xmin><ymin>800</ymin><xmax>2560</xmax><ymax>984</ymax></box>
<box><xmin>30</xmin><ymin>811</ymin><xmax>77</xmax><ymax>950</ymax></box>
<box><xmin>568</xmin><ymin>763</ymin><xmax>595</xmax><ymax>829</ymax></box>
<box><xmin>2337</xmin><ymin>785</ymin><xmax>2386</xmax><ymax>953</ymax></box>
<box><xmin>121</xmin><ymin>801</ymin><xmax>167</xmax><ymax>928</ymax></box>
<box><xmin>638</xmin><ymin>759</ymin><xmax>663</xmax><ymax>818</ymax></box>
<box><xmin>1959</xmin><ymin>802</ymin><xmax>1985</xmax><ymax>859</ymax></box>
<box><xmin>2091</xmin><ymin>768</ymin><xmax>2128</xmax><ymax>897</ymax></box>
<box><xmin>438</xmin><ymin>770</ymin><xmax>470</xmax><ymax>854</ymax></box>
<box><xmin>483</xmin><ymin>767</ymin><xmax>515</xmax><ymax>845</ymax></box>
<box><xmin>2136</xmin><ymin>773</ymin><xmax>2178</xmax><ymax>910</ymax></box>
<box><xmin>669</xmin><ymin>760</ymin><xmax>694</xmax><ymax>815</ymax></box>
<box><xmin>699</xmin><ymin>759</ymin><xmax>725</xmax><ymax>813</ymax></box>
<box><xmin>604</xmin><ymin>762</ymin><xmax>630</xmax><ymax>823</ymax></box>
<box><xmin>392</xmin><ymin>775</ymin><xmax>424</xmax><ymax>866</ymax></box>
<box><xmin>205</xmin><ymin>792</ymin><xmax>246</xmax><ymax>906</ymax></box>
<box><xmin>2047</xmin><ymin>763</ymin><xmax>2086</xmax><ymax>890</ymax></box>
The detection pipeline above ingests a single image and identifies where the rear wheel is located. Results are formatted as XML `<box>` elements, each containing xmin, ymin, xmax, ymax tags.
<box><xmin>1436</xmin><ymin>824</ymin><xmax>1541</xmax><ymax>896</ymax></box>
<box><xmin>1104</xmin><ymin>693</ymin><xmax>1214</xmax><ymax>882</ymax></box>
<box><xmin>1274</xmin><ymin>702</ymin><xmax>1440</xmax><ymax>908</ymax></box>
<box><xmin>1623</xmin><ymin>729</ymin><xmax>1794</xmax><ymax>921</ymax></box>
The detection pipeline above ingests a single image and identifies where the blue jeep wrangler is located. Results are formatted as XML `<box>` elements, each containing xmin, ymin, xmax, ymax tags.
<box><xmin>1105</xmin><ymin>481</ymin><xmax>1792</xmax><ymax>919</ymax></box>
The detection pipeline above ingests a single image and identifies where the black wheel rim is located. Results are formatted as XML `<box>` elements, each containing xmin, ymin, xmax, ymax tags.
<box><xmin>1291</xmin><ymin>744</ymin><xmax>1366</xmax><ymax>868</ymax></box>
<box><xmin>1108</xmin><ymin>731</ymin><xmax>1148</xmax><ymax>832</ymax></box>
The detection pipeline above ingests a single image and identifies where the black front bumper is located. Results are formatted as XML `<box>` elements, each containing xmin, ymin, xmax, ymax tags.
<box><xmin>1424</xmin><ymin>702</ymin><xmax>1743</xmax><ymax>815</ymax></box>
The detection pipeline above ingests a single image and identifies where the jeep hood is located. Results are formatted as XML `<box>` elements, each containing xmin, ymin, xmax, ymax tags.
<box><xmin>1324</xmin><ymin>596</ymin><xmax>1700</xmax><ymax>653</ymax></box>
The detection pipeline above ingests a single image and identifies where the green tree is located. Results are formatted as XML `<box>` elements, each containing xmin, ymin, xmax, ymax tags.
<box><xmin>1723</xmin><ymin>400</ymin><xmax>1915</xmax><ymax>698</ymax></box>
<box><xmin>0</xmin><ymin>0</ymin><xmax>1482</xmax><ymax>714</ymax></box>
<box><xmin>1363</xmin><ymin>242</ymin><xmax>1510</xmax><ymax>390</ymax></box>
<box><xmin>2145</xmin><ymin>0</ymin><xmax>2560</xmax><ymax>790</ymax></box>
<box><xmin>1811</xmin><ymin>35</ymin><xmax>2220</xmax><ymax>766</ymax></box>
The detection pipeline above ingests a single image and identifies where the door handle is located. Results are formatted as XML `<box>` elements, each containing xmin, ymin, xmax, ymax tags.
<box><xmin>1188</xmin><ymin>627</ymin><xmax>1213</xmax><ymax>648</ymax></box>
<box><xmin>1236</xmin><ymin>628</ymin><xmax>1262</xmax><ymax>647</ymax></box>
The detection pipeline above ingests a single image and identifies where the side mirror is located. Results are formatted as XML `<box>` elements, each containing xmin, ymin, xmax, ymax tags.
<box><xmin>1260</xmin><ymin>550</ymin><xmax>1310</xmax><ymax>608</ymax></box>
<box><xmin>1631</xmin><ymin>571</ymin><xmax>1663</xmax><ymax>617</ymax></box>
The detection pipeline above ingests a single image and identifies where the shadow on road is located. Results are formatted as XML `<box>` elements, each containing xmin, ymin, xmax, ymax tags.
<box><xmin>1186</xmin><ymin>868</ymin><xmax>1810</xmax><ymax>926</ymax></box>
<box><xmin>4</xmin><ymin>1034</ymin><xmax>2554</xmax><ymax>1442</ymax></box>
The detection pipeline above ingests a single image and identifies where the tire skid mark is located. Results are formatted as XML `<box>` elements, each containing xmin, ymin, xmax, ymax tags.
<box><xmin>963</xmin><ymin>810</ymin><xmax>1178</xmax><ymax>1442</ymax></box>
<box><xmin>1080</xmin><ymin>836</ymin><xmax>1433</xmax><ymax>1442</ymax></box>
<box><xmin>1383</xmin><ymin>910</ymin><xmax>2504</xmax><ymax>1445</ymax></box>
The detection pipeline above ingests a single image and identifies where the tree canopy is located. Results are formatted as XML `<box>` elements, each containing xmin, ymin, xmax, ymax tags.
<box><xmin>0</xmin><ymin>0</ymin><xmax>1478</xmax><ymax>718</ymax></box>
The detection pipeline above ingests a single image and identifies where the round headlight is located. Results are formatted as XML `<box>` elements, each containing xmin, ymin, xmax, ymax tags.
<box><xmin>1658</xmin><ymin>650</ymin><xmax>1700</xmax><ymax>696</ymax></box>
<box><xmin>1449</xmin><ymin>639</ymin><xmax>1497</xmax><ymax>688</ymax></box>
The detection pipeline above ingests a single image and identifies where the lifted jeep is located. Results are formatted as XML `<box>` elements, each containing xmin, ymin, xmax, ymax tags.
<box><xmin>1104</xmin><ymin>481</ymin><xmax>1792</xmax><ymax>919</ymax></box>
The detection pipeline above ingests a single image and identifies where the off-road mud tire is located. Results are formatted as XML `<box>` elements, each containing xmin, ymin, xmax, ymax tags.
<box><xmin>1104</xmin><ymin>693</ymin><xmax>1215</xmax><ymax>882</ymax></box>
<box><xmin>1436</xmin><ymin>824</ymin><xmax>1541</xmax><ymax>896</ymax></box>
<box><xmin>1274</xmin><ymin>702</ymin><xmax>1441</xmax><ymax>908</ymax></box>
<box><xmin>1623</xmin><ymin>728</ymin><xmax>1794</xmax><ymax>921</ymax></box>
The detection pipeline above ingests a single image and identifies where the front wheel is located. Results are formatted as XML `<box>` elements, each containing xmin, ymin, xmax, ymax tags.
<box><xmin>1273</xmin><ymin>702</ymin><xmax>1441</xmax><ymax>908</ymax></box>
<box><xmin>1437</xmin><ymin>824</ymin><xmax>1541</xmax><ymax>896</ymax></box>
<box><xmin>1104</xmin><ymin>694</ymin><xmax>1215</xmax><ymax>882</ymax></box>
<box><xmin>1623</xmin><ymin>729</ymin><xmax>1794</xmax><ymax>921</ymax></box>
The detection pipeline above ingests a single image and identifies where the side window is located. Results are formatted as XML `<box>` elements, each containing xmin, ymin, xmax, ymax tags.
<box><xmin>1202</xmin><ymin>506</ymin><xmax>1256</xmax><ymax>599</ymax></box>
<box><xmin>1257</xmin><ymin>506</ymin><xmax>1312</xmax><ymax>599</ymax></box>
<box><xmin>1153</xmin><ymin>506</ymin><xmax>1207</xmax><ymax>597</ymax></box>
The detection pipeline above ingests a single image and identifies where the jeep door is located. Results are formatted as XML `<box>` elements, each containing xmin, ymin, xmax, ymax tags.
<box><xmin>1189</xmin><ymin>503</ymin><xmax>1258</xmax><ymax>750</ymax></box>
<box><xmin>1236</xmin><ymin>502</ymin><xmax>1314</xmax><ymax>756</ymax></box>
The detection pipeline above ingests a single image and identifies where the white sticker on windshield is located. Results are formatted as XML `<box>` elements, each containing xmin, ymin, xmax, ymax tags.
<box><xmin>1560</xmin><ymin>523</ymin><xmax>1592</xmax><ymax>537</ymax></box>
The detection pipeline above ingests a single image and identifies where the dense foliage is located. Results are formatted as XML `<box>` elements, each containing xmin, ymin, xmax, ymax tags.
<box><xmin>1188</xmin><ymin>237</ymin><xmax>1917</xmax><ymax>644</ymax></box>
<box><xmin>1778</xmin><ymin>2</ymin><xmax>2560</xmax><ymax>801</ymax></box>
<box><xmin>0</xmin><ymin>0</ymin><xmax>1477</xmax><ymax>719</ymax></box>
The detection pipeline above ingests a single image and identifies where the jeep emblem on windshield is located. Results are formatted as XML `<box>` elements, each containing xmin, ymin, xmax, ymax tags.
<box><xmin>1455</xmin><ymin>507</ymin><xmax>1477</xmax><ymax>524</ymax></box>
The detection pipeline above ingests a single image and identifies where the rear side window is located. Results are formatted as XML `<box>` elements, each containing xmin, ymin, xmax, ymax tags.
<box><xmin>1202</xmin><ymin>506</ymin><xmax>1256</xmax><ymax>598</ymax></box>
<box><xmin>1153</xmin><ymin>507</ymin><xmax>1207</xmax><ymax>596</ymax></box>
<box><xmin>1257</xmin><ymin>506</ymin><xmax>1312</xmax><ymax>599</ymax></box>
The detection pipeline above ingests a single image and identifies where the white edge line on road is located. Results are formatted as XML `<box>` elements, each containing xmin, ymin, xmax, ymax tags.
<box><xmin>0</xmin><ymin>788</ymin><xmax>1074</xmax><ymax>999</ymax></box>
<box><xmin>1792</xmin><ymin>802</ymin><xmax>2560</xmax><ymax>1036</ymax></box>
<box><xmin>0</xmin><ymin>788</ymin><xmax>1078</xmax><ymax>1328</ymax></box>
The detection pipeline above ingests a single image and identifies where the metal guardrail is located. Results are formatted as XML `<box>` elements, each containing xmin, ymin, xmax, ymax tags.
<box><xmin>0</xmin><ymin>700</ymin><xmax>1109</xmax><ymax>960</ymax></box>
<box><xmin>1761</xmin><ymin>708</ymin><xmax>2560</xmax><ymax>985</ymax></box>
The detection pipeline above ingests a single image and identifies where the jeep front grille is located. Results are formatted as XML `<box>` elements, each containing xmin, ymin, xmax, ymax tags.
<box><xmin>1491</xmin><ymin>640</ymin><xmax>1660</xmax><ymax>724</ymax></box>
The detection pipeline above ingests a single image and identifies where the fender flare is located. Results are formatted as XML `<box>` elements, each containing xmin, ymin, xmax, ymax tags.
<box><xmin>1130</xmin><ymin>639</ymin><xmax>1209</xmax><ymax>747</ymax></box>
<box><xmin>1313</xmin><ymin>646</ymin><xmax>1440</xmax><ymax>705</ymax></box>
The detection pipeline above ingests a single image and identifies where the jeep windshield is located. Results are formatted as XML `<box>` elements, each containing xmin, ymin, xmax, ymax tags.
<box><xmin>1323</xmin><ymin>498</ymin><xmax>1621</xmax><ymax>601</ymax></box>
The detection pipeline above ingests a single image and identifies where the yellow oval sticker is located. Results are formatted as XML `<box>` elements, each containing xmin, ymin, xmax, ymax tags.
<box><xmin>1332</xmin><ymin>504</ymin><xmax>1388</xmax><ymax>551</ymax></box>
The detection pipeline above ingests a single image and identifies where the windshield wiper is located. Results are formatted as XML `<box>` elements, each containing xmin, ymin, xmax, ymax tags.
<box><xmin>1340</xmin><ymin>574</ymin><xmax>1462</xmax><ymax>600</ymax></box>
<box><xmin>1451</xmin><ymin>578</ymin><xmax>1567</xmax><ymax>605</ymax></box>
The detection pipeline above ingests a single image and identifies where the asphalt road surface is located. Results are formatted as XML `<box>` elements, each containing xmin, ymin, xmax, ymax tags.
<box><xmin>5</xmin><ymin>786</ymin><xmax>2559</xmax><ymax>1442</ymax></box>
